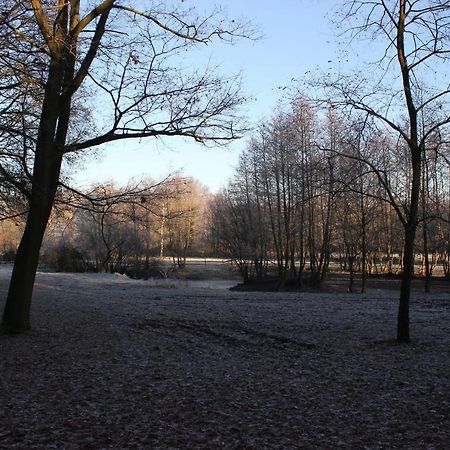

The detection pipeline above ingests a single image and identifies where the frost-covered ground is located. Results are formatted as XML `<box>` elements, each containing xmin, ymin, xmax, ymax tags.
<box><xmin>0</xmin><ymin>266</ymin><xmax>449</xmax><ymax>449</ymax></box>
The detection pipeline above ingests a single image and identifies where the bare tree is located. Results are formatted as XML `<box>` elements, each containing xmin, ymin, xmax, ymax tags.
<box><xmin>1</xmin><ymin>0</ymin><xmax>251</xmax><ymax>333</ymax></box>
<box><xmin>320</xmin><ymin>0</ymin><xmax>450</xmax><ymax>342</ymax></box>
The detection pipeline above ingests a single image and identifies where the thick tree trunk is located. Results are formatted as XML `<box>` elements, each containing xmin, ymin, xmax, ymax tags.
<box><xmin>1</xmin><ymin>188</ymin><xmax>57</xmax><ymax>333</ymax></box>
<box><xmin>1</xmin><ymin>50</ymin><xmax>67</xmax><ymax>333</ymax></box>
<box><xmin>395</xmin><ymin>0</ymin><xmax>422</xmax><ymax>343</ymax></box>
<box><xmin>1</xmin><ymin>137</ymin><xmax>62</xmax><ymax>333</ymax></box>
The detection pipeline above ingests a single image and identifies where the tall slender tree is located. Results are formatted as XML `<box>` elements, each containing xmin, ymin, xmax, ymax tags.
<box><xmin>322</xmin><ymin>0</ymin><xmax>450</xmax><ymax>342</ymax></box>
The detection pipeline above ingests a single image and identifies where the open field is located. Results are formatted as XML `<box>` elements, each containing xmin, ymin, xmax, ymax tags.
<box><xmin>0</xmin><ymin>266</ymin><xmax>449</xmax><ymax>449</ymax></box>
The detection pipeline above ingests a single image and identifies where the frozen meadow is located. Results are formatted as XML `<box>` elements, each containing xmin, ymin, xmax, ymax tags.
<box><xmin>0</xmin><ymin>266</ymin><xmax>449</xmax><ymax>449</ymax></box>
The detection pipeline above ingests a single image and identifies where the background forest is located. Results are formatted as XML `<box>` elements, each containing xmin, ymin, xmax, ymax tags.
<box><xmin>2</xmin><ymin>94</ymin><xmax>449</xmax><ymax>291</ymax></box>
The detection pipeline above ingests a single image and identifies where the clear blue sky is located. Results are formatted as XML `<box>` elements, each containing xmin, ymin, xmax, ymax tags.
<box><xmin>73</xmin><ymin>0</ymin><xmax>343</xmax><ymax>192</ymax></box>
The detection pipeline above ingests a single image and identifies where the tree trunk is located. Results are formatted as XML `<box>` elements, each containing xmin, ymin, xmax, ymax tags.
<box><xmin>348</xmin><ymin>254</ymin><xmax>354</xmax><ymax>293</ymax></box>
<box><xmin>360</xmin><ymin>186</ymin><xmax>367</xmax><ymax>293</ymax></box>
<box><xmin>422</xmin><ymin>219</ymin><xmax>431</xmax><ymax>293</ymax></box>
<box><xmin>397</xmin><ymin>153</ymin><xmax>421</xmax><ymax>343</ymax></box>
<box><xmin>1</xmin><ymin>187</ymin><xmax>58</xmax><ymax>332</ymax></box>
<box><xmin>1</xmin><ymin>47</ymin><xmax>68</xmax><ymax>333</ymax></box>
<box><xmin>395</xmin><ymin>0</ymin><xmax>422</xmax><ymax>343</ymax></box>
<box><xmin>421</xmin><ymin>165</ymin><xmax>431</xmax><ymax>293</ymax></box>
<box><xmin>397</xmin><ymin>224</ymin><xmax>415</xmax><ymax>343</ymax></box>
<box><xmin>1</xmin><ymin>131</ymin><xmax>62</xmax><ymax>332</ymax></box>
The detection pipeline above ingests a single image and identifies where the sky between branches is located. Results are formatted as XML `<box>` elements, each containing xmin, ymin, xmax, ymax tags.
<box><xmin>72</xmin><ymin>0</ymin><xmax>350</xmax><ymax>192</ymax></box>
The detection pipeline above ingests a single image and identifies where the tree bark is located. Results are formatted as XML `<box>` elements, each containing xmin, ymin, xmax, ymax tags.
<box><xmin>1</xmin><ymin>175</ymin><xmax>60</xmax><ymax>332</ymax></box>
<box><xmin>397</xmin><ymin>152</ymin><xmax>421</xmax><ymax>343</ymax></box>
<box><xmin>421</xmin><ymin>160</ymin><xmax>431</xmax><ymax>293</ymax></box>
<box><xmin>1</xmin><ymin>118</ymin><xmax>63</xmax><ymax>332</ymax></box>
<box><xmin>1</xmin><ymin>41</ymin><xmax>67</xmax><ymax>332</ymax></box>
<box><xmin>397</xmin><ymin>224</ymin><xmax>415</xmax><ymax>343</ymax></box>
<box><xmin>395</xmin><ymin>1</ymin><xmax>421</xmax><ymax>343</ymax></box>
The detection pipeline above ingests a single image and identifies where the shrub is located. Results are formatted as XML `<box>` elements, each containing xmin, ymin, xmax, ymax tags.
<box><xmin>41</xmin><ymin>243</ymin><xmax>88</xmax><ymax>272</ymax></box>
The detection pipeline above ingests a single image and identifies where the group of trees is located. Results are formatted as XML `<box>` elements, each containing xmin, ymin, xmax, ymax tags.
<box><xmin>1</xmin><ymin>0</ymin><xmax>449</xmax><ymax>343</ymax></box>
<box><xmin>33</xmin><ymin>176</ymin><xmax>210</xmax><ymax>274</ymax></box>
<box><xmin>211</xmin><ymin>97</ymin><xmax>450</xmax><ymax>293</ymax></box>
<box><xmin>0</xmin><ymin>173</ymin><xmax>213</xmax><ymax>274</ymax></box>
<box><xmin>335</xmin><ymin>0</ymin><xmax>450</xmax><ymax>342</ymax></box>
<box><xmin>212</xmin><ymin>0</ymin><xmax>450</xmax><ymax>344</ymax></box>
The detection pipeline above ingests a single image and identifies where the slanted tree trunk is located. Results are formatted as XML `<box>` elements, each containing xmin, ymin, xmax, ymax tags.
<box><xmin>2</xmin><ymin>60</ymin><xmax>65</xmax><ymax>332</ymax></box>
<box><xmin>2</xmin><ymin>168</ymin><xmax>61</xmax><ymax>332</ymax></box>
<box><xmin>1</xmin><ymin>2</ymin><xmax>80</xmax><ymax>332</ymax></box>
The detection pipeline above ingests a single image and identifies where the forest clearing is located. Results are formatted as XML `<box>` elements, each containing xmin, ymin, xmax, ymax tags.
<box><xmin>1</xmin><ymin>265</ymin><xmax>449</xmax><ymax>449</ymax></box>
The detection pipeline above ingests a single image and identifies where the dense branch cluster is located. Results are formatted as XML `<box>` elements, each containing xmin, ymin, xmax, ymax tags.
<box><xmin>0</xmin><ymin>0</ymin><xmax>249</xmax><ymax>220</ymax></box>
<box><xmin>17</xmin><ymin>176</ymin><xmax>211</xmax><ymax>275</ymax></box>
